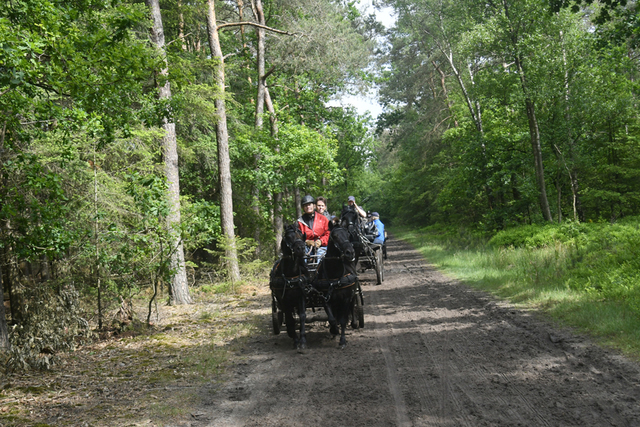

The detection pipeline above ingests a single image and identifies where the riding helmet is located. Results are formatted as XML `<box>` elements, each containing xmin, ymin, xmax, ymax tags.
<box><xmin>301</xmin><ymin>194</ymin><xmax>315</xmax><ymax>206</ymax></box>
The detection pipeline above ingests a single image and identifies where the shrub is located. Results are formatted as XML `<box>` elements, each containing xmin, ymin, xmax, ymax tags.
<box><xmin>7</xmin><ymin>283</ymin><xmax>91</xmax><ymax>371</ymax></box>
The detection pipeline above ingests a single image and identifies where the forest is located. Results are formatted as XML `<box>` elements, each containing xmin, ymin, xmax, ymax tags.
<box><xmin>1</xmin><ymin>0</ymin><xmax>639</xmax><ymax>371</ymax></box>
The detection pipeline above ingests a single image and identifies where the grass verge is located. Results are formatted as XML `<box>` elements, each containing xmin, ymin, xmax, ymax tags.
<box><xmin>394</xmin><ymin>220</ymin><xmax>640</xmax><ymax>360</ymax></box>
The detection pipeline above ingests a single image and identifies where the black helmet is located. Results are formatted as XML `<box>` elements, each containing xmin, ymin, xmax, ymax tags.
<box><xmin>301</xmin><ymin>194</ymin><xmax>315</xmax><ymax>206</ymax></box>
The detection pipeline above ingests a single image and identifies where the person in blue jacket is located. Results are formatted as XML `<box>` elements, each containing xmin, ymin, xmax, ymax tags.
<box><xmin>369</xmin><ymin>212</ymin><xmax>387</xmax><ymax>259</ymax></box>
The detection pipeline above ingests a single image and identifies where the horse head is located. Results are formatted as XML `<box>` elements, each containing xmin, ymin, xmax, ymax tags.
<box><xmin>340</xmin><ymin>205</ymin><xmax>362</xmax><ymax>241</ymax></box>
<box><xmin>283</xmin><ymin>224</ymin><xmax>304</xmax><ymax>254</ymax></box>
<box><xmin>328</xmin><ymin>226</ymin><xmax>355</xmax><ymax>263</ymax></box>
<box><xmin>282</xmin><ymin>224</ymin><xmax>307</xmax><ymax>268</ymax></box>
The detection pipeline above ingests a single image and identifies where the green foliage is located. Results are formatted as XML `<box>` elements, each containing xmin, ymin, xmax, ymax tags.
<box><xmin>0</xmin><ymin>0</ymin><xmax>379</xmax><ymax>371</ymax></box>
<box><xmin>488</xmin><ymin>222</ymin><xmax>584</xmax><ymax>248</ymax></box>
<box><xmin>0</xmin><ymin>153</ymin><xmax>74</xmax><ymax>260</ymax></box>
<box><xmin>202</xmin><ymin>236</ymin><xmax>270</xmax><ymax>291</ymax></box>
<box><xmin>375</xmin><ymin>0</ymin><xmax>640</xmax><ymax>230</ymax></box>
<box><xmin>0</xmin><ymin>0</ymin><xmax>156</xmax><ymax>144</ymax></box>
<box><xmin>182</xmin><ymin>199</ymin><xmax>221</xmax><ymax>254</ymax></box>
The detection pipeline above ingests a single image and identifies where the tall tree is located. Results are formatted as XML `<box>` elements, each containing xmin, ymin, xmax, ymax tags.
<box><xmin>500</xmin><ymin>0</ymin><xmax>553</xmax><ymax>222</ymax></box>
<box><xmin>145</xmin><ymin>0</ymin><xmax>192</xmax><ymax>303</ymax></box>
<box><xmin>251</xmin><ymin>0</ymin><xmax>267</xmax><ymax>256</ymax></box>
<box><xmin>206</xmin><ymin>0</ymin><xmax>241</xmax><ymax>283</ymax></box>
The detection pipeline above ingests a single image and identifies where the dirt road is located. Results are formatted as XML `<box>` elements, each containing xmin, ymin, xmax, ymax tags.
<box><xmin>191</xmin><ymin>237</ymin><xmax>640</xmax><ymax>426</ymax></box>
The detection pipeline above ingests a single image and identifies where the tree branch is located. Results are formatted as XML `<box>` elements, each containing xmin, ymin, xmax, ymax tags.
<box><xmin>217</xmin><ymin>21</ymin><xmax>296</xmax><ymax>36</ymax></box>
<box><xmin>166</xmin><ymin>32</ymin><xmax>193</xmax><ymax>47</ymax></box>
<box><xmin>263</xmin><ymin>65</ymin><xmax>276</xmax><ymax>80</ymax></box>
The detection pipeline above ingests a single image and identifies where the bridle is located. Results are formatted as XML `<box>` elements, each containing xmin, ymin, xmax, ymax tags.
<box><xmin>273</xmin><ymin>227</ymin><xmax>308</xmax><ymax>298</ymax></box>
<box><xmin>282</xmin><ymin>227</ymin><xmax>304</xmax><ymax>257</ymax></box>
<box><xmin>327</xmin><ymin>227</ymin><xmax>355</xmax><ymax>263</ymax></box>
<box><xmin>341</xmin><ymin>209</ymin><xmax>364</xmax><ymax>247</ymax></box>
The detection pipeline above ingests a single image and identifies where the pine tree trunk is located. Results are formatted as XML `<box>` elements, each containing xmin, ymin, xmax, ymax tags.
<box><xmin>523</xmin><ymin>96</ymin><xmax>553</xmax><ymax>222</ymax></box>
<box><xmin>264</xmin><ymin>86</ymin><xmax>284</xmax><ymax>256</ymax></box>
<box><xmin>273</xmin><ymin>191</ymin><xmax>283</xmax><ymax>257</ymax></box>
<box><xmin>207</xmin><ymin>0</ymin><xmax>241</xmax><ymax>284</ymax></box>
<box><xmin>0</xmin><ymin>122</ymin><xmax>10</xmax><ymax>349</ymax></box>
<box><xmin>294</xmin><ymin>188</ymin><xmax>302</xmax><ymax>218</ymax></box>
<box><xmin>251</xmin><ymin>0</ymin><xmax>267</xmax><ymax>257</ymax></box>
<box><xmin>146</xmin><ymin>0</ymin><xmax>192</xmax><ymax>304</ymax></box>
<box><xmin>515</xmin><ymin>55</ymin><xmax>553</xmax><ymax>222</ymax></box>
<box><xmin>0</xmin><ymin>262</ymin><xmax>9</xmax><ymax>351</ymax></box>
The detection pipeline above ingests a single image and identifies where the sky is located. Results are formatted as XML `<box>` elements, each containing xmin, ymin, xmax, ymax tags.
<box><xmin>326</xmin><ymin>1</ymin><xmax>396</xmax><ymax>120</ymax></box>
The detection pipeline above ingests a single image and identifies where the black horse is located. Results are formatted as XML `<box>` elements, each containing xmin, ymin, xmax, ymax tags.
<box><xmin>312</xmin><ymin>225</ymin><xmax>358</xmax><ymax>349</ymax></box>
<box><xmin>269</xmin><ymin>224</ymin><xmax>310</xmax><ymax>352</ymax></box>
<box><xmin>340</xmin><ymin>205</ymin><xmax>365</xmax><ymax>264</ymax></box>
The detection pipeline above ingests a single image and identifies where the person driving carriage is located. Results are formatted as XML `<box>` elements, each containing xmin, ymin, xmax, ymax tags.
<box><xmin>297</xmin><ymin>195</ymin><xmax>330</xmax><ymax>259</ymax></box>
<box><xmin>347</xmin><ymin>196</ymin><xmax>367</xmax><ymax>218</ymax></box>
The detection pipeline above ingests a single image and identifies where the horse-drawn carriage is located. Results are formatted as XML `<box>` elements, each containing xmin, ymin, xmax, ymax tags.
<box><xmin>269</xmin><ymin>223</ymin><xmax>364</xmax><ymax>351</ymax></box>
<box><xmin>340</xmin><ymin>205</ymin><xmax>385</xmax><ymax>285</ymax></box>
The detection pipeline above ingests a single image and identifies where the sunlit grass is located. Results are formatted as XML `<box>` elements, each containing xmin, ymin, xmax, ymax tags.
<box><xmin>395</xmin><ymin>224</ymin><xmax>640</xmax><ymax>359</ymax></box>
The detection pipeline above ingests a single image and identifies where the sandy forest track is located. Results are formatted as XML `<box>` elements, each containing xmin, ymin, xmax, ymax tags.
<box><xmin>191</xmin><ymin>237</ymin><xmax>640</xmax><ymax>427</ymax></box>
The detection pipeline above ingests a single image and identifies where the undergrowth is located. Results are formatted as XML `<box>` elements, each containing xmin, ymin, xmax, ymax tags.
<box><xmin>0</xmin><ymin>282</ymin><xmax>269</xmax><ymax>427</ymax></box>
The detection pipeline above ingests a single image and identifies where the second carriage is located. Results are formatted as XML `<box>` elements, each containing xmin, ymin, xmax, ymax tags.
<box><xmin>340</xmin><ymin>206</ymin><xmax>385</xmax><ymax>285</ymax></box>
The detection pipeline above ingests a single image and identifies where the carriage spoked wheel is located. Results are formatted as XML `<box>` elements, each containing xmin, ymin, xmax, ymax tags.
<box><xmin>271</xmin><ymin>294</ymin><xmax>281</xmax><ymax>335</ymax></box>
<box><xmin>375</xmin><ymin>247</ymin><xmax>384</xmax><ymax>285</ymax></box>
<box><xmin>349</xmin><ymin>283</ymin><xmax>365</xmax><ymax>329</ymax></box>
<box><xmin>355</xmin><ymin>287</ymin><xmax>364</xmax><ymax>328</ymax></box>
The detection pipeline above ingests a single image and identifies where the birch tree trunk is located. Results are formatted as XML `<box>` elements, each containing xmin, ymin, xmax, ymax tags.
<box><xmin>431</xmin><ymin>60</ymin><xmax>458</xmax><ymax>127</ymax></box>
<box><xmin>146</xmin><ymin>0</ymin><xmax>192</xmax><ymax>304</ymax></box>
<box><xmin>207</xmin><ymin>0</ymin><xmax>241</xmax><ymax>283</ymax></box>
<box><xmin>560</xmin><ymin>29</ymin><xmax>583</xmax><ymax>222</ymax></box>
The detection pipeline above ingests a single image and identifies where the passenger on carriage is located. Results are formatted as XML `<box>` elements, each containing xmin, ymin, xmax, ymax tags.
<box><xmin>368</xmin><ymin>212</ymin><xmax>385</xmax><ymax>245</ymax></box>
<box><xmin>347</xmin><ymin>195</ymin><xmax>367</xmax><ymax>218</ymax></box>
<box><xmin>297</xmin><ymin>194</ymin><xmax>330</xmax><ymax>259</ymax></box>
<box><xmin>369</xmin><ymin>212</ymin><xmax>388</xmax><ymax>260</ymax></box>
<box><xmin>315</xmin><ymin>196</ymin><xmax>332</xmax><ymax>220</ymax></box>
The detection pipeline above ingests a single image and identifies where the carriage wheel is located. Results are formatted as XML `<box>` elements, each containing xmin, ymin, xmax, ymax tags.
<box><xmin>375</xmin><ymin>249</ymin><xmax>383</xmax><ymax>285</ymax></box>
<box><xmin>355</xmin><ymin>291</ymin><xmax>364</xmax><ymax>328</ymax></box>
<box><xmin>271</xmin><ymin>297</ymin><xmax>281</xmax><ymax>335</ymax></box>
<box><xmin>378</xmin><ymin>249</ymin><xmax>384</xmax><ymax>282</ymax></box>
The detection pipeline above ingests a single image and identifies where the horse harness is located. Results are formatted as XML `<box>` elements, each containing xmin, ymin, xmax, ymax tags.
<box><xmin>269</xmin><ymin>256</ymin><xmax>308</xmax><ymax>300</ymax></box>
<box><xmin>309</xmin><ymin>230</ymin><xmax>357</xmax><ymax>302</ymax></box>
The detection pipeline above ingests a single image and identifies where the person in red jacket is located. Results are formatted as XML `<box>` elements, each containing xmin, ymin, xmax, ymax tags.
<box><xmin>297</xmin><ymin>194</ymin><xmax>330</xmax><ymax>259</ymax></box>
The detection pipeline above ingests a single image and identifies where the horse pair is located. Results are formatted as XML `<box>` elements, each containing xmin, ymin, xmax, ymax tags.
<box><xmin>269</xmin><ymin>222</ymin><xmax>358</xmax><ymax>351</ymax></box>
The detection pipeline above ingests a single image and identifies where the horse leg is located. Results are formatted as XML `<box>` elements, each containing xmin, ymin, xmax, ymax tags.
<box><xmin>338</xmin><ymin>313</ymin><xmax>348</xmax><ymax>349</ymax></box>
<box><xmin>338</xmin><ymin>299</ymin><xmax>350</xmax><ymax>349</ymax></box>
<box><xmin>324</xmin><ymin>304</ymin><xmax>339</xmax><ymax>336</ymax></box>
<box><xmin>285</xmin><ymin>310</ymin><xmax>299</xmax><ymax>349</ymax></box>
<box><xmin>297</xmin><ymin>298</ymin><xmax>307</xmax><ymax>353</ymax></box>
<box><xmin>350</xmin><ymin>295</ymin><xmax>357</xmax><ymax>328</ymax></box>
